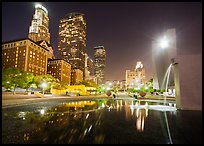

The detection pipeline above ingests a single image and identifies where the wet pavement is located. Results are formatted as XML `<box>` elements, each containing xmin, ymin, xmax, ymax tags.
<box><xmin>2</xmin><ymin>98</ymin><xmax>202</xmax><ymax>144</ymax></box>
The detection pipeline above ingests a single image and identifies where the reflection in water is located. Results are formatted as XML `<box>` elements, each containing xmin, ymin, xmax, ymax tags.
<box><xmin>136</xmin><ymin>111</ymin><xmax>144</xmax><ymax>132</ymax></box>
<box><xmin>3</xmin><ymin>100</ymin><xmax>108</xmax><ymax>144</ymax></box>
<box><xmin>130</xmin><ymin>102</ymin><xmax>149</xmax><ymax>132</ymax></box>
<box><xmin>2</xmin><ymin>99</ymin><xmax>202</xmax><ymax>144</ymax></box>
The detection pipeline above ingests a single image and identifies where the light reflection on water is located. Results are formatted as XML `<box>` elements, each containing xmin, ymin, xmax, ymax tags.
<box><xmin>2</xmin><ymin>99</ymin><xmax>202</xmax><ymax>144</ymax></box>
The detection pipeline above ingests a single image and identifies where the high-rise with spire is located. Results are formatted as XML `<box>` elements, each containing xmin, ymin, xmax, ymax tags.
<box><xmin>28</xmin><ymin>4</ymin><xmax>54</xmax><ymax>59</ymax></box>
<box><xmin>28</xmin><ymin>4</ymin><xmax>50</xmax><ymax>43</ymax></box>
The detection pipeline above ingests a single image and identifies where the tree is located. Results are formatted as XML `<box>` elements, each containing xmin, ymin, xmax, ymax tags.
<box><xmin>76</xmin><ymin>80</ymin><xmax>98</xmax><ymax>88</ymax></box>
<box><xmin>52</xmin><ymin>81</ymin><xmax>68</xmax><ymax>90</ymax></box>
<box><xmin>2</xmin><ymin>68</ymin><xmax>22</xmax><ymax>94</ymax></box>
<box><xmin>18</xmin><ymin>72</ymin><xmax>34</xmax><ymax>91</ymax></box>
<box><xmin>34</xmin><ymin>74</ymin><xmax>57</xmax><ymax>91</ymax></box>
<box><xmin>3</xmin><ymin>68</ymin><xmax>36</xmax><ymax>93</ymax></box>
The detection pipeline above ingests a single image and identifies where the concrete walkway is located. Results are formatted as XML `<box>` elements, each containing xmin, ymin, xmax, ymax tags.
<box><xmin>2</xmin><ymin>93</ymin><xmax>110</xmax><ymax>108</ymax></box>
<box><xmin>2</xmin><ymin>92</ymin><xmax>175</xmax><ymax>108</ymax></box>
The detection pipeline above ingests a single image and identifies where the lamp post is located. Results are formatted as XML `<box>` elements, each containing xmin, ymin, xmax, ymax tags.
<box><xmin>159</xmin><ymin>35</ymin><xmax>169</xmax><ymax>49</ymax></box>
<box><xmin>41</xmin><ymin>82</ymin><xmax>47</xmax><ymax>95</ymax></box>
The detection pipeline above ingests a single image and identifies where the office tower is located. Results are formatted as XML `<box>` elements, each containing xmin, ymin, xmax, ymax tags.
<box><xmin>28</xmin><ymin>4</ymin><xmax>54</xmax><ymax>59</ymax></box>
<box><xmin>2</xmin><ymin>38</ymin><xmax>49</xmax><ymax>76</ymax></box>
<box><xmin>58</xmin><ymin>12</ymin><xmax>86</xmax><ymax>78</ymax></box>
<box><xmin>47</xmin><ymin>59</ymin><xmax>71</xmax><ymax>85</ymax></box>
<box><xmin>94</xmin><ymin>46</ymin><xmax>106</xmax><ymax>85</ymax></box>
<box><xmin>28</xmin><ymin>4</ymin><xmax>50</xmax><ymax>44</ymax></box>
<box><xmin>85</xmin><ymin>53</ymin><xmax>94</xmax><ymax>80</ymax></box>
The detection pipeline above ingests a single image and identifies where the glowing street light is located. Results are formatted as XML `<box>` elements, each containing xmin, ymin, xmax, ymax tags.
<box><xmin>40</xmin><ymin>109</ymin><xmax>45</xmax><ymax>115</ymax></box>
<box><xmin>159</xmin><ymin>36</ymin><xmax>169</xmax><ymax>49</ymax></box>
<box><xmin>41</xmin><ymin>82</ymin><xmax>47</xmax><ymax>95</ymax></box>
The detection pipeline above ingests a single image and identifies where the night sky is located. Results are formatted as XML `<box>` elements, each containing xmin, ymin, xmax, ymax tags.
<box><xmin>2</xmin><ymin>2</ymin><xmax>202</xmax><ymax>81</ymax></box>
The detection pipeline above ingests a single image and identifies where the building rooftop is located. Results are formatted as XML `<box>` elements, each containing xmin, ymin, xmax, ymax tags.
<box><xmin>2</xmin><ymin>37</ymin><xmax>49</xmax><ymax>51</ymax></box>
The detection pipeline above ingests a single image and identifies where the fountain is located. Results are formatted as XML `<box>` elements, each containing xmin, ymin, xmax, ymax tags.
<box><xmin>162</xmin><ymin>63</ymin><xmax>174</xmax><ymax>144</ymax></box>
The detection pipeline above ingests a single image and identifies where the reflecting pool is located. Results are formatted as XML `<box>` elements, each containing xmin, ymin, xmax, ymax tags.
<box><xmin>2</xmin><ymin>99</ymin><xmax>202</xmax><ymax>144</ymax></box>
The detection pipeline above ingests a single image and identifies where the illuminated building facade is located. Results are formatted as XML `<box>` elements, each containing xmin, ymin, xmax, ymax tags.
<box><xmin>57</xmin><ymin>12</ymin><xmax>86</xmax><ymax>79</ymax></box>
<box><xmin>94</xmin><ymin>46</ymin><xmax>106</xmax><ymax>85</ymax></box>
<box><xmin>28</xmin><ymin>4</ymin><xmax>50</xmax><ymax>44</ymax></box>
<box><xmin>28</xmin><ymin>4</ymin><xmax>54</xmax><ymax>60</ymax></box>
<box><xmin>2</xmin><ymin>38</ymin><xmax>49</xmax><ymax>75</ymax></box>
<box><xmin>71</xmin><ymin>69</ymin><xmax>83</xmax><ymax>85</ymax></box>
<box><xmin>36</xmin><ymin>40</ymin><xmax>54</xmax><ymax>59</ymax></box>
<box><xmin>84</xmin><ymin>53</ymin><xmax>94</xmax><ymax>80</ymax></box>
<box><xmin>47</xmin><ymin>59</ymin><xmax>71</xmax><ymax>85</ymax></box>
<box><xmin>126</xmin><ymin>61</ymin><xmax>145</xmax><ymax>88</ymax></box>
<box><xmin>87</xmin><ymin>56</ymin><xmax>94</xmax><ymax>76</ymax></box>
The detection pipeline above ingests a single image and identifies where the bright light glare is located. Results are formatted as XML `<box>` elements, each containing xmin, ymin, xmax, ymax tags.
<box><xmin>40</xmin><ymin>109</ymin><xmax>45</xmax><ymax>115</ymax></box>
<box><xmin>41</xmin><ymin>82</ymin><xmax>47</xmax><ymax>88</ymax></box>
<box><xmin>35</xmin><ymin>4</ymin><xmax>48</xmax><ymax>14</ymax></box>
<box><xmin>159</xmin><ymin>36</ymin><xmax>169</xmax><ymax>49</ymax></box>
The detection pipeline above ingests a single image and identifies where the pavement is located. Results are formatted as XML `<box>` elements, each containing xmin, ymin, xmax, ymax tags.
<box><xmin>2</xmin><ymin>92</ymin><xmax>175</xmax><ymax>108</ymax></box>
<box><xmin>2</xmin><ymin>93</ymin><xmax>110</xmax><ymax>108</ymax></box>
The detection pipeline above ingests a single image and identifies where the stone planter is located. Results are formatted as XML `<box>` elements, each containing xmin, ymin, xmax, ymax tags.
<box><xmin>106</xmin><ymin>91</ymin><xmax>112</xmax><ymax>97</ymax></box>
<box><xmin>139</xmin><ymin>91</ymin><xmax>146</xmax><ymax>97</ymax></box>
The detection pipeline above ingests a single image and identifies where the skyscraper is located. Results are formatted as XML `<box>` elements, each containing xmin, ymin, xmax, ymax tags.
<box><xmin>84</xmin><ymin>53</ymin><xmax>94</xmax><ymax>80</ymax></box>
<box><xmin>57</xmin><ymin>12</ymin><xmax>86</xmax><ymax>79</ymax></box>
<box><xmin>94</xmin><ymin>46</ymin><xmax>106</xmax><ymax>85</ymax></box>
<box><xmin>28</xmin><ymin>4</ymin><xmax>50</xmax><ymax>44</ymax></box>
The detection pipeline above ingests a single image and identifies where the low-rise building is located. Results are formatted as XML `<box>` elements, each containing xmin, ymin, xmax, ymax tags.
<box><xmin>126</xmin><ymin>61</ymin><xmax>145</xmax><ymax>88</ymax></box>
<box><xmin>47</xmin><ymin>59</ymin><xmax>71</xmax><ymax>85</ymax></box>
<box><xmin>2</xmin><ymin>38</ymin><xmax>49</xmax><ymax>75</ymax></box>
<box><xmin>71</xmin><ymin>69</ymin><xmax>83</xmax><ymax>85</ymax></box>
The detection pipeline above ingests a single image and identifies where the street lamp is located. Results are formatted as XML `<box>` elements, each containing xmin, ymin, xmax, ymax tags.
<box><xmin>159</xmin><ymin>36</ymin><xmax>169</xmax><ymax>49</ymax></box>
<box><xmin>41</xmin><ymin>82</ymin><xmax>47</xmax><ymax>95</ymax></box>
